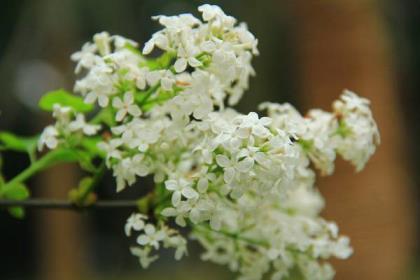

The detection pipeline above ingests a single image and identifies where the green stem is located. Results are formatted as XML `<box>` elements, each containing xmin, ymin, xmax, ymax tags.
<box><xmin>3</xmin><ymin>158</ymin><xmax>48</xmax><ymax>193</ymax></box>
<box><xmin>138</xmin><ymin>84</ymin><xmax>160</xmax><ymax>106</ymax></box>
<box><xmin>78</xmin><ymin>161</ymin><xmax>106</xmax><ymax>203</ymax></box>
<box><xmin>1</xmin><ymin>149</ymin><xmax>79</xmax><ymax>195</ymax></box>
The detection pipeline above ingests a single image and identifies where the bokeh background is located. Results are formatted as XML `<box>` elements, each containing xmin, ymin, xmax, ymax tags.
<box><xmin>0</xmin><ymin>0</ymin><xmax>419</xmax><ymax>279</ymax></box>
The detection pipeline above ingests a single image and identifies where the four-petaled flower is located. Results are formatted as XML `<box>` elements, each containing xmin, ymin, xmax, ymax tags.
<box><xmin>165</xmin><ymin>178</ymin><xmax>198</xmax><ymax>206</ymax></box>
<box><xmin>125</xmin><ymin>213</ymin><xmax>146</xmax><ymax>236</ymax></box>
<box><xmin>38</xmin><ymin>126</ymin><xmax>59</xmax><ymax>151</ymax></box>
<box><xmin>215</xmin><ymin>154</ymin><xmax>254</xmax><ymax>184</ymax></box>
<box><xmin>137</xmin><ymin>224</ymin><xmax>166</xmax><ymax>250</ymax></box>
<box><xmin>112</xmin><ymin>92</ymin><xmax>142</xmax><ymax>122</ymax></box>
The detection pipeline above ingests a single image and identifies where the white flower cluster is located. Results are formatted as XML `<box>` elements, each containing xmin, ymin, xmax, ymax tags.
<box><xmin>125</xmin><ymin>213</ymin><xmax>187</xmax><ymax>268</ymax></box>
<box><xmin>38</xmin><ymin>104</ymin><xmax>100</xmax><ymax>151</ymax></box>
<box><xmin>38</xmin><ymin>4</ymin><xmax>380</xmax><ymax>279</ymax></box>
<box><xmin>260</xmin><ymin>89</ymin><xmax>380</xmax><ymax>175</ymax></box>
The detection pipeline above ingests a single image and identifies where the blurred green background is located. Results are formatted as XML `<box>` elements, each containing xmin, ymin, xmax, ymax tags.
<box><xmin>0</xmin><ymin>0</ymin><xmax>419</xmax><ymax>279</ymax></box>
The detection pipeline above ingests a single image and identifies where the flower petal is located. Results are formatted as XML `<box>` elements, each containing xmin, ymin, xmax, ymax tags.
<box><xmin>174</xmin><ymin>58</ymin><xmax>187</xmax><ymax>73</ymax></box>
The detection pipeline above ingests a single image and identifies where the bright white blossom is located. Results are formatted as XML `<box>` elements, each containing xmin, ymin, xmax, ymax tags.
<box><xmin>38</xmin><ymin>105</ymin><xmax>100</xmax><ymax>151</ymax></box>
<box><xmin>37</xmin><ymin>4</ymin><xmax>380</xmax><ymax>280</ymax></box>
<box><xmin>137</xmin><ymin>224</ymin><xmax>166</xmax><ymax>249</ymax></box>
<box><xmin>38</xmin><ymin>126</ymin><xmax>59</xmax><ymax>150</ymax></box>
<box><xmin>69</xmin><ymin>114</ymin><xmax>101</xmax><ymax>135</ymax></box>
<box><xmin>112</xmin><ymin>92</ymin><xmax>142</xmax><ymax>122</ymax></box>
<box><xmin>125</xmin><ymin>213</ymin><xmax>146</xmax><ymax>236</ymax></box>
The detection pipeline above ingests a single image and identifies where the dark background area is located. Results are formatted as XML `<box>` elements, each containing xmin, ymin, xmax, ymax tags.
<box><xmin>0</xmin><ymin>0</ymin><xmax>419</xmax><ymax>279</ymax></box>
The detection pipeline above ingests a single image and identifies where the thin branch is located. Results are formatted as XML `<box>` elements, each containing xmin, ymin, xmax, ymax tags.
<box><xmin>0</xmin><ymin>199</ymin><xmax>138</xmax><ymax>210</ymax></box>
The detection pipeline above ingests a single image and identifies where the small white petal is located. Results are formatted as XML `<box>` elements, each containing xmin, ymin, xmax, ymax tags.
<box><xmin>116</xmin><ymin>109</ymin><xmax>126</xmax><ymax>122</ymax></box>
<box><xmin>144</xmin><ymin>224</ymin><xmax>155</xmax><ymax>235</ymax></box>
<box><xmin>172</xmin><ymin>191</ymin><xmax>181</xmax><ymax>206</ymax></box>
<box><xmin>236</xmin><ymin>158</ymin><xmax>254</xmax><ymax>172</ymax></box>
<box><xmin>175</xmin><ymin>215</ymin><xmax>186</xmax><ymax>227</ymax></box>
<box><xmin>188</xmin><ymin>57</ymin><xmax>202</xmax><ymax>68</ymax></box>
<box><xmin>124</xmin><ymin>92</ymin><xmax>134</xmax><ymax>104</ymax></box>
<box><xmin>142</xmin><ymin>41</ymin><xmax>154</xmax><ymax>55</ymax></box>
<box><xmin>161</xmin><ymin>208</ymin><xmax>177</xmax><ymax>217</ymax></box>
<box><xmin>137</xmin><ymin>235</ymin><xmax>149</xmax><ymax>245</ymax></box>
<box><xmin>165</xmin><ymin>180</ymin><xmax>178</xmax><ymax>191</ymax></box>
<box><xmin>201</xmin><ymin>41</ymin><xmax>216</xmax><ymax>52</ymax></box>
<box><xmin>146</xmin><ymin>71</ymin><xmax>162</xmax><ymax>86</ymax></box>
<box><xmin>216</xmin><ymin>154</ymin><xmax>230</xmax><ymax>168</ymax></box>
<box><xmin>85</xmin><ymin>92</ymin><xmax>96</xmax><ymax>104</ymax></box>
<box><xmin>182</xmin><ymin>187</ymin><xmax>198</xmax><ymax>199</ymax></box>
<box><xmin>161</xmin><ymin>77</ymin><xmax>173</xmax><ymax>91</ymax></box>
<box><xmin>112</xmin><ymin>97</ymin><xmax>124</xmax><ymax>109</ymax></box>
<box><xmin>197</xmin><ymin>178</ymin><xmax>208</xmax><ymax>193</ymax></box>
<box><xmin>174</xmin><ymin>58</ymin><xmax>187</xmax><ymax>73</ymax></box>
<box><xmin>224</xmin><ymin>167</ymin><xmax>235</xmax><ymax>184</ymax></box>
<box><xmin>98</xmin><ymin>95</ymin><xmax>109</xmax><ymax>107</ymax></box>
<box><xmin>189</xmin><ymin>209</ymin><xmax>200</xmax><ymax>224</ymax></box>
<box><xmin>128</xmin><ymin>105</ymin><xmax>142</xmax><ymax>117</ymax></box>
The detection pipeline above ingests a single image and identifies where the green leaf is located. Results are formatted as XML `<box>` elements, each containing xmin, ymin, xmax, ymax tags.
<box><xmin>40</xmin><ymin>148</ymin><xmax>100</xmax><ymax>173</ymax></box>
<box><xmin>39</xmin><ymin>89</ymin><xmax>93</xmax><ymax>112</ymax></box>
<box><xmin>40</xmin><ymin>148</ymin><xmax>81</xmax><ymax>168</ymax></box>
<box><xmin>91</xmin><ymin>107</ymin><xmax>115</xmax><ymax>127</ymax></box>
<box><xmin>80</xmin><ymin>137</ymin><xmax>105</xmax><ymax>158</ymax></box>
<box><xmin>0</xmin><ymin>132</ymin><xmax>38</xmax><ymax>153</ymax></box>
<box><xmin>141</xmin><ymin>51</ymin><xmax>175</xmax><ymax>70</ymax></box>
<box><xmin>3</xmin><ymin>183</ymin><xmax>30</xmax><ymax>200</ymax></box>
<box><xmin>3</xmin><ymin>183</ymin><xmax>30</xmax><ymax>219</ymax></box>
<box><xmin>8</xmin><ymin>207</ymin><xmax>25</xmax><ymax>219</ymax></box>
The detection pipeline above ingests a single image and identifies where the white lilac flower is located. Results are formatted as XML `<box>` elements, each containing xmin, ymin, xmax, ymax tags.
<box><xmin>130</xmin><ymin>246</ymin><xmax>158</xmax><ymax>268</ymax></box>
<box><xmin>215</xmin><ymin>154</ymin><xmax>240</xmax><ymax>184</ymax></box>
<box><xmin>165</xmin><ymin>178</ymin><xmax>198</xmax><ymax>206</ymax></box>
<box><xmin>165</xmin><ymin>235</ymin><xmax>188</xmax><ymax>260</ymax></box>
<box><xmin>194</xmin><ymin>167</ymin><xmax>216</xmax><ymax>193</ymax></box>
<box><xmin>97</xmin><ymin>139</ymin><xmax>123</xmax><ymax>166</ymax></box>
<box><xmin>71</xmin><ymin>42</ymin><xmax>98</xmax><ymax>73</ymax></box>
<box><xmin>233</xmin><ymin>112</ymin><xmax>272</xmax><ymax>139</ymax></box>
<box><xmin>125</xmin><ymin>213</ymin><xmax>146</xmax><ymax>236</ymax></box>
<box><xmin>333</xmin><ymin>90</ymin><xmax>380</xmax><ymax>171</ymax></box>
<box><xmin>75</xmin><ymin>63</ymin><xmax>115</xmax><ymax>107</ymax></box>
<box><xmin>112</xmin><ymin>92</ymin><xmax>142</xmax><ymax>122</ymax></box>
<box><xmin>93</xmin><ymin>31</ymin><xmax>112</xmax><ymax>56</ymax></box>
<box><xmin>137</xmin><ymin>224</ymin><xmax>166</xmax><ymax>250</ymax></box>
<box><xmin>161</xmin><ymin>206</ymin><xmax>189</xmax><ymax>227</ymax></box>
<box><xmin>68</xmin><ymin>114</ymin><xmax>101</xmax><ymax>135</ymax></box>
<box><xmin>38</xmin><ymin>126</ymin><xmax>59</xmax><ymax>151</ymax></box>
<box><xmin>303</xmin><ymin>109</ymin><xmax>337</xmax><ymax>175</ymax></box>
<box><xmin>112</xmin><ymin>35</ymin><xmax>139</xmax><ymax>50</ymax></box>
<box><xmin>52</xmin><ymin>104</ymin><xmax>72</xmax><ymax>125</ymax></box>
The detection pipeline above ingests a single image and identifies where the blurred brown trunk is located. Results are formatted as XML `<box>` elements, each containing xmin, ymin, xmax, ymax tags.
<box><xmin>293</xmin><ymin>1</ymin><xmax>414</xmax><ymax>279</ymax></box>
<box><xmin>36</xmin><ymin>164</ymin><xmax>85</xmax><ymax>280</ymax></box>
